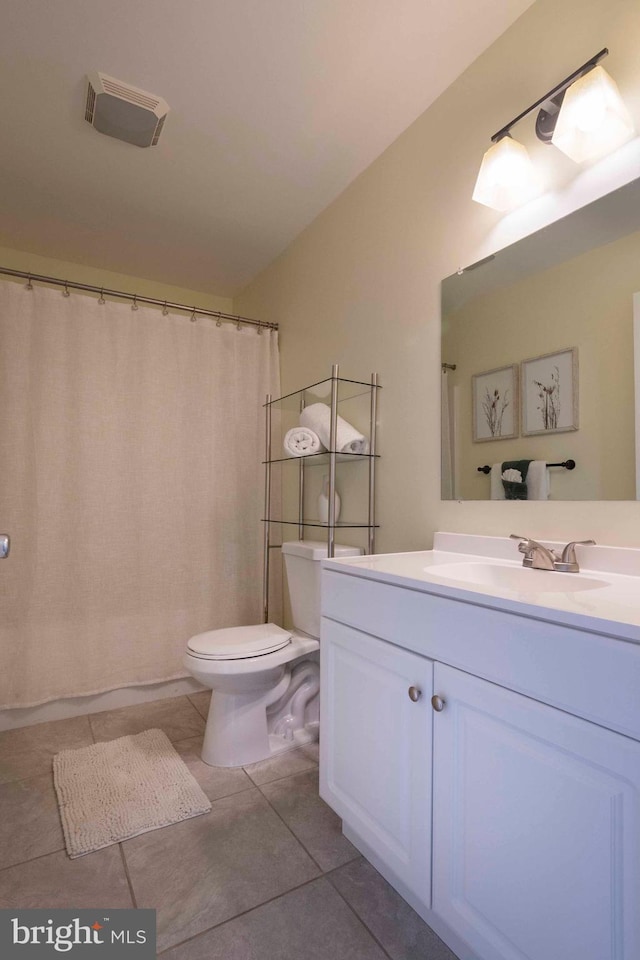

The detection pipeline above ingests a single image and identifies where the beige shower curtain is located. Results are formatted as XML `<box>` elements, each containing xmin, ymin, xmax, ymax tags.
<box><xmin>0</xmin><ymin>280</ymin><xmax>279</xmax><ymax>707</ymax></box>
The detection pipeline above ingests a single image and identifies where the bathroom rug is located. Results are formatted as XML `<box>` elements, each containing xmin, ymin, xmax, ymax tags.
<box><xmin>53</xmin><ymin>727</ymin><xmax>211</xmax><ymax>858</ymax></box>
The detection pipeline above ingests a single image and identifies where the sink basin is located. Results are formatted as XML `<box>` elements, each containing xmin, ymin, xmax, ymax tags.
<box><xmin>425</xmin><ymin>561</ymin><xmax>608</xmax><ymax>594</ymax></box>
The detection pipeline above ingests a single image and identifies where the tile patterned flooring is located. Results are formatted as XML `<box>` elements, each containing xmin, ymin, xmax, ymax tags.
<box><xmin>0</xmin><ymin>693</ymin><xmax>458</xmax><ymax>959</ymax></box>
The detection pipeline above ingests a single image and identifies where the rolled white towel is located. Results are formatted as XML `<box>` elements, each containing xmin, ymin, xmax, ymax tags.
<box><xmin>502</xmin><ymin>468</ymin><xmax>523</xmax><ymax>483</ymax></box>
<box><xmin>299</xmin><ymin>403</ymin><xmax>369</xmax><ymax>455</ymax></box>
<box><xmin>283</xmin><ymin>426</ymin><xmax>325</xmax><ymax>457</ymax></box>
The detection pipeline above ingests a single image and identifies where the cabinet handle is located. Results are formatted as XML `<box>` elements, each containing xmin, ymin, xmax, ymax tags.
<box><xmin>431</xmin><ymin>695</ymin><xmax>446</xmax><ymax>712</ymax></box>
<box><xmin>408</xmin><ymin>686</ymin><xmax>422</xmax><ymax>702</ymax></box>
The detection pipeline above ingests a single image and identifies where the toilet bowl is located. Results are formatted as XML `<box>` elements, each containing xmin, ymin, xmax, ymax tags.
<box><xmin>184</xmin><ymin>540</ymin><xmax>361</xmax><ymax>767</ymax></box>
<box><xmin>184</xmin><ymin>624</ymin><xmax>320</xmax><ymax>767</ymax></box>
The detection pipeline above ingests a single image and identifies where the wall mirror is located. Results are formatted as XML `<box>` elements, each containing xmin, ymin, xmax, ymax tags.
<box><xmin>441</xmin><ymin>176</ymin><xmax>640</xmax><ymax>501</ymax></box>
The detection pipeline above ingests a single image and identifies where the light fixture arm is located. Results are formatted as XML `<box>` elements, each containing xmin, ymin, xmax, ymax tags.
<box><xmin>490</xmin><ymin>48</ymin><xmax>609</xmax><ymax>144</ymax></box>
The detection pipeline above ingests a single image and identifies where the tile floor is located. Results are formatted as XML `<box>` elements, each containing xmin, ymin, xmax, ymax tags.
<box><xmin>0</xmin><ymin>692</ymin><xmax>458</xmax><ymax>959</ymax></box>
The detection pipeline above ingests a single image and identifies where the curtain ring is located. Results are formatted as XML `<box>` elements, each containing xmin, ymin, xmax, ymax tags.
<box><xmin>257</xmin><ymin>324</ymin><xmax>263</xmax><ymax>335</ymax></box>
<box><xmin>25</xmin><ymin>273</ymin><xmax>33</xmax><ymax>290</ymax></box>
<box><xmin>190</xmin><ymin>307</ymin><xmax>197</xmax><ymax>323</ymax></box>
<box><xmin>98</xmin><ymin>288</ymin><xmax>105</xmax><ymax>305</ymax></box>
<box><xmin>162</xmin><ymin>301</ymin><xmax>169</xmax><ymax>316</ymax></box>
<box><xmin>216</xmin><ymin>314</ymin><xmax>222</xmax><ymax>327</ymax></box>
<box><xmin>63</xmin><ymin>282</ymin><xmax>70</xmax><ymax>298</ymax></box>
<box><xmin>132</xmin><ymin>295</ymin><xmax>139</xmax><ymax>311</ymax></box>
<box><xmin>236</xmin><ymin>318</ymin><xmax>242</xmax><ymax>331</ymax></box>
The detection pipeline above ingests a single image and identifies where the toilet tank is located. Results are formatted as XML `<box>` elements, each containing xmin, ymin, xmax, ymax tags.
<box><xmin>281</xmin><ymin>540</ymin><xmax>362</xmax><ymax>639</ymax></box>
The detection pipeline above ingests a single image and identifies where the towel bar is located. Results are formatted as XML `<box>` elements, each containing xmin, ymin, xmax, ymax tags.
<box><xmin>477</xmin><ymin>460</ymin><xmax>576</xmax><ymax>474</ymax></box>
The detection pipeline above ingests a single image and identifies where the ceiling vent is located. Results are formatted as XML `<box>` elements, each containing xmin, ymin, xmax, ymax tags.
<box><xmin>85</xmin><ymin>72</ymin><xmax>169</xmax><ymax>148</ymax></box>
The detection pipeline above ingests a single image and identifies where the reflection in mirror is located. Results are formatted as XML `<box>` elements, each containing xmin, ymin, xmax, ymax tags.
<box><xmin>441</xmin><ymin>177</ymin><xmax>640</xmax><ymax>501</ymax></box>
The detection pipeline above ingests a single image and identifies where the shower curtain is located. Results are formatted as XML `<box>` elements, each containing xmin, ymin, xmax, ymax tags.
<box><xmin>0</xmin><ymin>280</ymin><xmax>280</xmax><ymax>708</ymax></box>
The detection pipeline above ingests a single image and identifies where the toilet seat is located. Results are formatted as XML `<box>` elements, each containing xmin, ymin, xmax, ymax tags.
<box><xmin>187</xmin><ymin>622</ymin><xmax>292</xmax><ymax>661</ymax></box>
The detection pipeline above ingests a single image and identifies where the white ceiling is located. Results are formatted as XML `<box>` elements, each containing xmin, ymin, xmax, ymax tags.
<box><xmin>0</xmin><ymin>0</ymin><xmax>532</xmax><ymax>297</ymax></box>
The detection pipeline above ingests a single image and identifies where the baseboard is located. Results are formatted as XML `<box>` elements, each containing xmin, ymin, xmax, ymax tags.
<box><xmin>0</xmin><ymin>677</ymin><xmax>208</xmax><ymax>731</ymax></box>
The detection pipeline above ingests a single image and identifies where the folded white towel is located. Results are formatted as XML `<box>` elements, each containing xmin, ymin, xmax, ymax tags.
<box><xmin>299</xmin><ymin>403</ymin><xmax>369</xmax><ymax>455</ymax></box>
<box><xmin>527</xmin><ymin>460</ymin><xmax>550</xmax><ymax>501</ymax></box>
<box><xmin>283</xmin><ymin>426</ymin><xmax>325</xmax><ymax>457</ymax></box>
<box><xmin>490</xmin><ymin>464</ymin><xmax>505</xmax><ymax>500</ymax></box>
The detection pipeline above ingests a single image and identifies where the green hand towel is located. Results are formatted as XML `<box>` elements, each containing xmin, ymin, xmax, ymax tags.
<box><xmin>501</xmin><ymin>459</ymin><xmax>532</xmax><ymax>500</ymax></box>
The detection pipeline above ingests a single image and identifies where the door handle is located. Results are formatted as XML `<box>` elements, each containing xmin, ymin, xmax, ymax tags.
<box><xmin>408</xmin><ymin>686</ymin><xmax>422</xmax><ymax>702</ymax></box>
<box><xmin>431</xmin><ymin>695</ymin><xmax>445</xmax><ymax>712</ymax></box>
<box><xmin>0</xmin><ymin>535</ymin><xmax>9</xmax><ymax>558</ymax></box>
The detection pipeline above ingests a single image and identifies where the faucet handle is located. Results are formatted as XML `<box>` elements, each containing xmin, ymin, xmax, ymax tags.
<box><xmin>509</xmin><ymin>534</ymin><xmax>529</xmax><ymax>549</ymax></box>
<box><xmin>560</xmin><ymin>539</ymin><xmax>596</xmax><ymax>564</ymax></box>
<box><xmin>509</xmin><ymin>534</ymin><xmax>534</xmax><ymax>558</ymax></box>
<box><xmin>510</xmin><ymin>534</ymin><xmax>559</xmax><ymax>570</ymax></box>
<box><xmin>510</xmin><ymin>534</ymin><xmax>544</xmax><ymax>557</ymax></box>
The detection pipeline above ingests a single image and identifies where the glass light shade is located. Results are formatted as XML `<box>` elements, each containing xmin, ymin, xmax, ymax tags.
<box><xmin>472</xmin><ymin>136</ymin><xmax>541</xmax><ymax>212</ymax></box>
<box><xmin>552</xmin><ymin>65</ymin><xmax>635</xmax><ymax>163</ymax></box>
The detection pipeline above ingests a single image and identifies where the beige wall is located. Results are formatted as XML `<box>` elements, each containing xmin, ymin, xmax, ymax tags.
<box><xmin>444</xmin><ymin>229</ymin><xmax>640</xmax><ymax>500</ymax></box>
<box><xmin>235</xmin><ymin>0</ymin><xmax>640</xmax><ymax>550</ymax></box>
<box><xmin>0</xmin><ymin>245</ymin><xmax>233</xmax><ymax>314</ymax></box>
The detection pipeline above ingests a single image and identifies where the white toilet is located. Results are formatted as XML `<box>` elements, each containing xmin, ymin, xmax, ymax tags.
<box><xmin>184</xmin><ymin>540</ymin><xmax>362</xmax><ymax>767</ymax></box>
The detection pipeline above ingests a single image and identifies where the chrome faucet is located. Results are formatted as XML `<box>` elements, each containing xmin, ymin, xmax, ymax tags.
<box><xmin>510</xmin><ymin>534</ymin><xmax>557</xmax><ymax>570</ymax></box>
<box><xmin>510</xmin><ymin>535</ymin><xmax>595</xmax><ymax>573</ymax></box>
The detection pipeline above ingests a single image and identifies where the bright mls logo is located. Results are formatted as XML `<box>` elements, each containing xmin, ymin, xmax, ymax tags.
<box><xmin>1</xmin><ymin>909</ymin><xmax>156</xmax><ymax>958</ymax></box>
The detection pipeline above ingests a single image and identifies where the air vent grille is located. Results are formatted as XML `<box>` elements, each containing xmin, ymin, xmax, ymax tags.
<box><xmin>151</xmin><ymin>114</ymin><xmax>166</xmax><ymax>147</ymax></box>
<box><xmin>85</xmin><ymin>72</ymin><xmax>170</xmax><ymax>148</ymax></box>
<box><xmin>85</xmin><ymin>82</ymin><xmax>96</xmax><ymax>123</ymax></box>
<box><xmin>100</xmin><ymin>78</ymin><xmax>161</xmax><ymax>111</ymax></box>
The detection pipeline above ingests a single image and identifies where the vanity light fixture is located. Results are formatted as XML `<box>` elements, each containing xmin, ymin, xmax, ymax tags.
<box><xmin>473</xmin><ymin>48</ymin><xmax>635</xmax><ymax>212</ymax></box>
<box><xmin>472</xmin><ymin>136</ymin><xmax>540</xmax><ymax>212</ymax></box>
<box><xmin>551</xmin><ymin>65</ymin><xmax>635</xmax><ymax>163</ymax></box>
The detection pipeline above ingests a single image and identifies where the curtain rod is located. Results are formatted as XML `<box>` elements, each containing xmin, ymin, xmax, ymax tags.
<box><xmin>0</xmin><ymin>266</ymin><xmax>278</xmax><ymax>331</ymax></box>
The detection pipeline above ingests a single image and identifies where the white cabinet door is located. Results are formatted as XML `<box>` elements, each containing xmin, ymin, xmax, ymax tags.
<box><xmin>320</xmin><ymin>617</ymin><xmax>433</xmax><ymax>908</ymax></box>
<box><xmin>432</xmin><ymin>663</ymin><xmax>640</xmax><ymax>960</ymax></box>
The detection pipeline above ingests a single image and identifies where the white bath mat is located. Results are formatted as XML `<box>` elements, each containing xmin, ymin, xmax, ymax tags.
<box><xmin>53</xmin><ymin>728</ymin><xmax>211</xmax><ymax>858</ymax></box>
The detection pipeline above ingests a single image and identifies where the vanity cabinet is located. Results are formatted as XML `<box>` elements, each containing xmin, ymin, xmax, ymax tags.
<box><xmin>320</xmin><ymin>559</ymin><xmax>640</xmax><ymax>960</ymax></box>
<box><xmin>432</xmin><ymin>662</ymin><xmax>640</xmax><ymax>960</ymax></box>
<box><xmin>319</xmin><ymin>618</ymin><xmax>433</xmax><ymax>911</ymax></box>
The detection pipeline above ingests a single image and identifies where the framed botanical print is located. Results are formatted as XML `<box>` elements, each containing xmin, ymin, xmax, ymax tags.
<box><xmin>472</xmin><ymin>364</ymin><xmax>518</xmax><ymax>442</ymax></box>
<box><xmin>521</xmin><ymin>348</ymin><xmax>578</xmax><ymax>436</ymax></box>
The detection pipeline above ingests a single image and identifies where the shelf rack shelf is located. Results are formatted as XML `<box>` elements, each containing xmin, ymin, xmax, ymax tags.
<box><xmin>263</xmin><ymin>519</ymin><xmax>381</xmax><ymax>529</ymax></box>
<box><xmin>262</xmin><ymin>363</ymin><xmax>380</xmax><ymax>622</ymax></box>
<box><xmin>263</xmin><ymin>451</ymin><xmax>379</xmax><ymax>466</ymax></box>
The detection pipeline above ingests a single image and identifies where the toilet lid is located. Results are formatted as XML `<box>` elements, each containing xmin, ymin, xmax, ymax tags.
<box><xmin>187</xmin><ymin>623</ymin><xmax>292</xmax><ymax>660</ymax></box>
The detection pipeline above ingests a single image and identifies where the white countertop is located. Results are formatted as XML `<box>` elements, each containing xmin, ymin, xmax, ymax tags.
<box><xmin>323</xmin><ymin>532</ymin><xmax>640</xmax><ymax>645</ymax></box>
